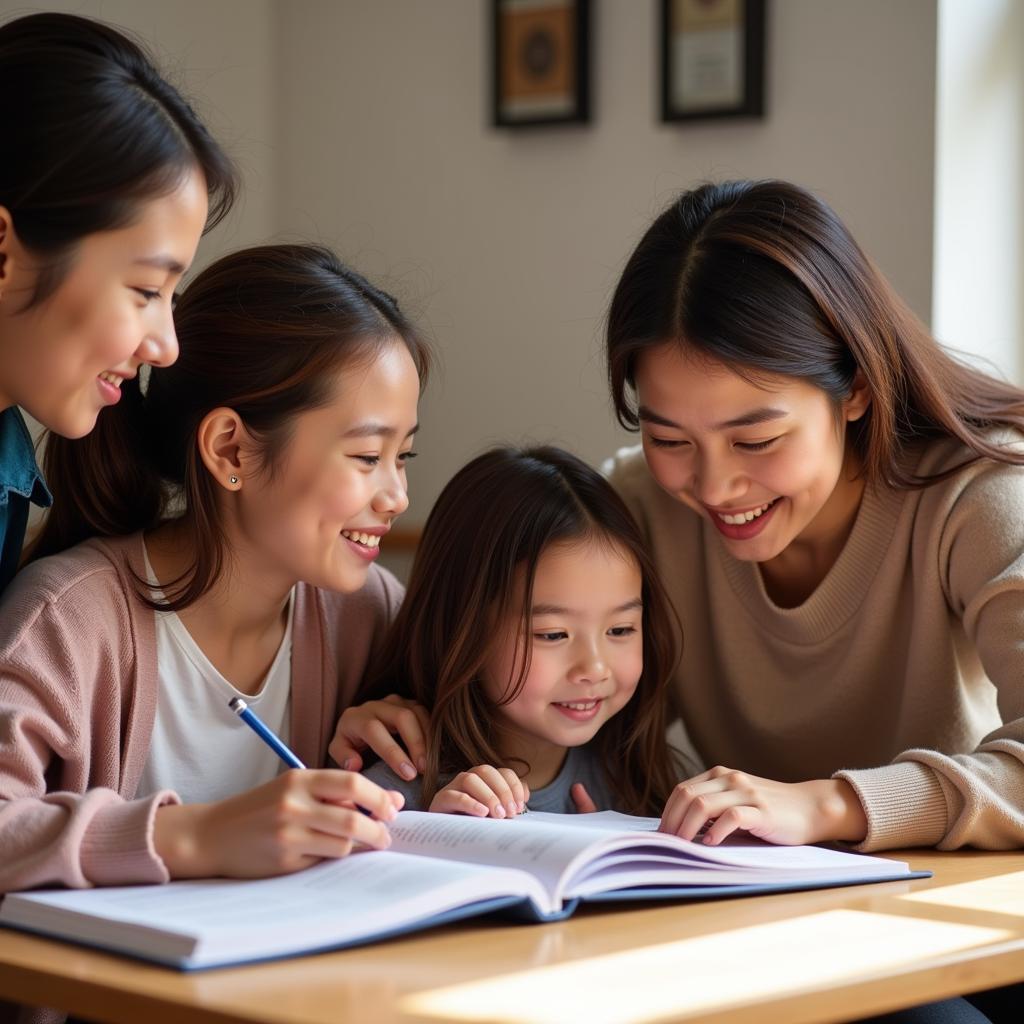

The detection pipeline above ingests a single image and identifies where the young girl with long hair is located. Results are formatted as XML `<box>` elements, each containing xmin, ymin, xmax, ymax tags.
<box><xmin>0</xmin><ymin>243</ymin><xmax>430</xmax><ymax>900</ymax></box>
<box><xmin>0</xmin><ymin>12</ymin><xmax>237</xmax><ymax>594</ymax></box>
<box><xmin>603</xmin><ymin>179</ymin><xmax>1023</xmax><ymax>1024</ymax></box>
<box><xmin>354</xmin><ymin>445</ymin><xmax>690</xmax><ymax>817</ymax></box>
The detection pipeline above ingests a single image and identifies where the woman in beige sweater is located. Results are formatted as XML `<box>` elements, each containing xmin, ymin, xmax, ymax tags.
<box><xmin>604</xmin><ymin>179</ymin><xmax>1023</xmax><ymax>1023</ymax></box>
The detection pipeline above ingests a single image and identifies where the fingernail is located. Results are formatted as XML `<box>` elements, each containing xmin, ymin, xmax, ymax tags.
<box><xmin>474</xmin><ymin>802</ymin><xmax>489</xmax><ymax>816</ymax></box>
<box><xmin>416</xmin><ymin>755</ymin><xmax>427</xmax><ymax>773</ymax></box>
<box><xmin>341</xmin><ymin>758</ymin><xmax>352</xmax><ymax>770</ymax></box>
<box><xmin>518</xmin><ymin>801</ymin><xmax>526</xmax><ymax>813</ymax></box>
<box><xmin>494</xmin><ymin>804</ymin><xmax>505</xmax><ymax>818</ymax></box>
<box><xmin>399</xmin><ymin>761</ymin><xmax>416</xmax><ymax>780</ymax></box>
<box><xmin>506</xmin><ymin>802</ymin><xmax>517</xmax><ymax>817</ymax></box>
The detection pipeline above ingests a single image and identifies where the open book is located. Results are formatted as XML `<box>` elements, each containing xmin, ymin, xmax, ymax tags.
<box><xmin>0</xmin><ymin>810</ymin><xmax>926</xmax><ymax>970</ymax></box>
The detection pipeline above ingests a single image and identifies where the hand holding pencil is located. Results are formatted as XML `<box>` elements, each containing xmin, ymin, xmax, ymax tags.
<box><xmin>151</xmin><ymin>700</ymin><xmax>404</xmax><ymax>881</ymax></box>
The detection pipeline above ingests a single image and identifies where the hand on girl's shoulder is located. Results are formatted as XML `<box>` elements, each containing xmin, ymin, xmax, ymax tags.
<box><xmin>330</xmin><ymin>695</ymin><xmax>428</xmax><ymax>777</ymax></box>
<box><xmin>430</xmin><ymin>765</ymin><xmax>529</xmax><ymax>820</ymax></box>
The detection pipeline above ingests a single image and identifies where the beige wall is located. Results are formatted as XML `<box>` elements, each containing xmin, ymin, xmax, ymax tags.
<box><xmin>0</xmin><ymin>0</ymin><xmax>279</xmax><ymax>266</ymax></box>
<box><xmin>3</xmin><ymin>0</ymin><xmax>939</xmax><ymax>534</ymax></box>
<box><xmin>276</xmin><ymin>0</ymin><xmax>937</xmax><ymax>523</ymax></box>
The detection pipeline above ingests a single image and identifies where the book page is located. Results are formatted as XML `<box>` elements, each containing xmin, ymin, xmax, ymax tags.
<box><xmin>387</xmin><ymin>811</ymin><xmax>909</xmax><ymax>905</ymax></box>
<box><xmin>525</xmin><ymin>810</ymin><xmax>660</xmax><ymax>832</ymax></box>
<box><xmin>388</xmin><ymin>812</ymin><xmax>632</xmax><ymax>895</ymax></box>
<box><xmin>519</xmin><ymin>810</ymin><xmax>908</xmax><ymax>875</ymax></box>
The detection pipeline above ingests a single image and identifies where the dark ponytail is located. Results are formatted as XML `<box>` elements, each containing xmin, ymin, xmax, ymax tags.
<box><xmin>29</xmin><ymin>244</ymin><xmax>430</xmax><ymax>608</ymax></box>
<box><xmin>0</xmin><ymin>12</ymin><xmax>237</xmax><ymax>304</ymax></box>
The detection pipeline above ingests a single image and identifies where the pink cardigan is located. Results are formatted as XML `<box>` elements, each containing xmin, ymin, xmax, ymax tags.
<box><xmin>0</xmin><ymin>532</ymin><xmax>403</xmax><ymax>894</ymax></box>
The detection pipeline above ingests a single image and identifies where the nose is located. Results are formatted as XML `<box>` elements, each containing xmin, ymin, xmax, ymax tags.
<box><xmin>371</xmin><ymin>465</ymin><xmax>409</xmax><ymax>517</ymax></box>
<box><xmin>569</xmin><ymin>638</ymin><xmax>609</xmax><ymax>687</ymax></box>
<box><xmin>691</xmin><ymin>447</ymin><xmax>746</xmax><ymax>508</ymax></box>
<box><xmin>134</xmin><ymin>303</ymin><xmax>180</xmax><ymax>369</ymax></box>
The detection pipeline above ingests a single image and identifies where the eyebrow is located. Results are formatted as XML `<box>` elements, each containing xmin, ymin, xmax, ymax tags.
<box><xmin>637</xmin><ymin>405</ymin><xmax>683</xmax><ymax>429</ymax></box>
<box><xmin>716</xmin><ymin>407</ymin><xmax>789</xmax><ymax>430</ymax></box>
<box><xmin>342</xmin><ymin>422</ymin><xmax>420</xmax><ymax>440</ymax></box>
<box><xmin>134</xmin><ymin>255</ymin><xmax>187</xmax><ymax>275</ymax></box>
<box><xmin>531</xmin><ymin>598</ymin><xmax>643</xmax><ymax>617</ymax></box>
<box><xmin>637</xmin><ymin>404</ymin><xmax>788</xmax><ymax>431</ymax></box>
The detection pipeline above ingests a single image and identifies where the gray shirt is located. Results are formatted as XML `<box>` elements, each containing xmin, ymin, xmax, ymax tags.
<box><xmin>364</xmin><ymin>744</ymin><xmax>617</xmax><ymax>813</ymax></box>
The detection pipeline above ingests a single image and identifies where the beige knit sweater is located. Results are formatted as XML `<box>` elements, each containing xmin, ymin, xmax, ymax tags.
<box><xmin>607</xmin><ymin>438</ymin><xmax>1024</xmax><ymax>853</ymax></box>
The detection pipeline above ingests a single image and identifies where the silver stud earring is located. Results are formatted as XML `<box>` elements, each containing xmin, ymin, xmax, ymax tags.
<box><xmin>229</xmin><ymin>475</ymin><xmax>239</xmax><ymax>485</ymax></box>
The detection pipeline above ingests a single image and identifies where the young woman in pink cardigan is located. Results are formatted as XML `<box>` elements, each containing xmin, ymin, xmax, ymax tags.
<box><xmin>0</xmin><ymin>243</ymin><xmax>430</xmax><ymax>894</ymax></box>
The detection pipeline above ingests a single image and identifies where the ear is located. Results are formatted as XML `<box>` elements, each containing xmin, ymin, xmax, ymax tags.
<box><xmin>842</xmin><ymin>370</ymin><xmax>871</xmax><ymax>423</ymax></box>
<box><xmin>0</xmin><ymin>206</ymin><xmax>17</xmax><ymax>292</ymax></box>
<box><xmin>196</xmin><ymin>407</ymin><xmax>248</xmax><ymax>491</ymax></box>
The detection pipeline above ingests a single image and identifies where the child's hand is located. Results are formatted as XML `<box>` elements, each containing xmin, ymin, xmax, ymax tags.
<box><xmin>428</xmin><ymin>766</ymin><xmax>529</xmax><ymax>818</ymax></box>
<box><xmin>658</xmin><ymin>766</ymin><xmax>869</xmax><ymax>846</ymax></box>
<box><xmin>570</xmin><ymin>782</ymin><xmax>598</xmax><ymax>813</ymax></box>
<box><xmin>328</xmin><ymin>695</ymin><xmax>430</xmax><ymax>781</ymax></box>
<box><xmin>154</xmin><ymin>769</ymin><xmax>405</xmax><ymax>879</ymax></box>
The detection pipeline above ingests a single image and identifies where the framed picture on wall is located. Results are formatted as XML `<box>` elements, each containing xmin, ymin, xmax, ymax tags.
<box><xmin>661</xmin><ymin>0</ymin><xmax>766</xmax><ymax>122</ymax></box>
<box><xmin>492</xmin><ymin>0</ymin><xmax>590</xmax><ymax>128</ymax></box>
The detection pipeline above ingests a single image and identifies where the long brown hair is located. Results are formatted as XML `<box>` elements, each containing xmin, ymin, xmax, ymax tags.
<box><xmin>363</xmin><ymin>445</ymin><xmax>681</xmax><ymax>815</ymax></box>
<box><xmin>607</xmin><ymin>179</ymin><xmax>1024</xmax><ymax>488</ymax></box>
<box><xmin>30</xmin><ymin>243</ymin><xmax>430</xmax><ymax>609</ymax></box>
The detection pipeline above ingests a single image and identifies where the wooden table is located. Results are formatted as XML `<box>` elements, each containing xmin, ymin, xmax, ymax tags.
<box><xmin>1</xmin><ymin>850</ymin><xmax>1023</xmax><ymax>1024</ymax></box>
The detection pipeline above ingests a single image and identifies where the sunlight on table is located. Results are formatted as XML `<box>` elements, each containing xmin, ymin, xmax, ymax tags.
<box><xmin>899</xmin><ymin>870</ymin><xmax>1024</xmax><ymax>915</ymax></box>
<box><xmin>400</xmin><ymin>909</ymin><xmax>1012</xmax><ymax>1024</ymax></box>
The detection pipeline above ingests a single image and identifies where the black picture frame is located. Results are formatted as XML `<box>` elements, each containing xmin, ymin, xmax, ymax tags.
<box><xmin>492</xmin><ymin>0</ymin><xmax>590</xmax><ymax>128</ymax></box>
<box><xmin>660</xmin><ymin>0</ymin><xmax>766</xmax><ymax>123</ymax></box>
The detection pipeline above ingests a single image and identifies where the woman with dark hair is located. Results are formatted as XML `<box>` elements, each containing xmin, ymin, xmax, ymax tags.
<box><xmin>353</xmin><ymin>445</ymin><xmax>688</xmax><ymax>817</ymax></box>
<box><xmin>604</xmin><ymin>179</ymin><xmax>1023</xmax><ymax>1023</ymax></box>
<box><xmin>0</xmin><ymin>243</ymin><xmax>431</xmax><ymax>899</ymax></box>
<box><xmin>0</xmin><ymin>11</ymin><xmax>238</xmax><ymax>594</ymax></box>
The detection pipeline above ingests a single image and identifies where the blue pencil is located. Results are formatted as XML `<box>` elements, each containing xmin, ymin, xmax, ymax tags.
<box><xmin>228</xmin><ymin>696</ymin><xmax>306</xmax><ymax>770</ymax></box>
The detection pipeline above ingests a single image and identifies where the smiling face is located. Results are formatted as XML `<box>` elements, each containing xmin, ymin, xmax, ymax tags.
<box><xmin>633</xmin><ymin>343</ymin><xmax>870</xmax><ymax>566</ymax></box>
<box><xmin>482</xmin><ymin>537</ymin><xmax>644</xmax><ymax>781</ymax></box>
<box><xmin>233</xmin><ymin>339</ymin><xmax>421</xmax><ymax>595</ymax></box>
<box><xmin>0</xmin><ymin>167</ymin><xmax>208</xmax><ymax>437</ymax></box>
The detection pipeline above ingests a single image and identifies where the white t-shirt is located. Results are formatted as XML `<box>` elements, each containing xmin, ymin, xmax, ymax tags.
<box><xmin>136</xmin><ymin>547</ymin><xmax>295</xmax><ymax>804</ymax></box>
